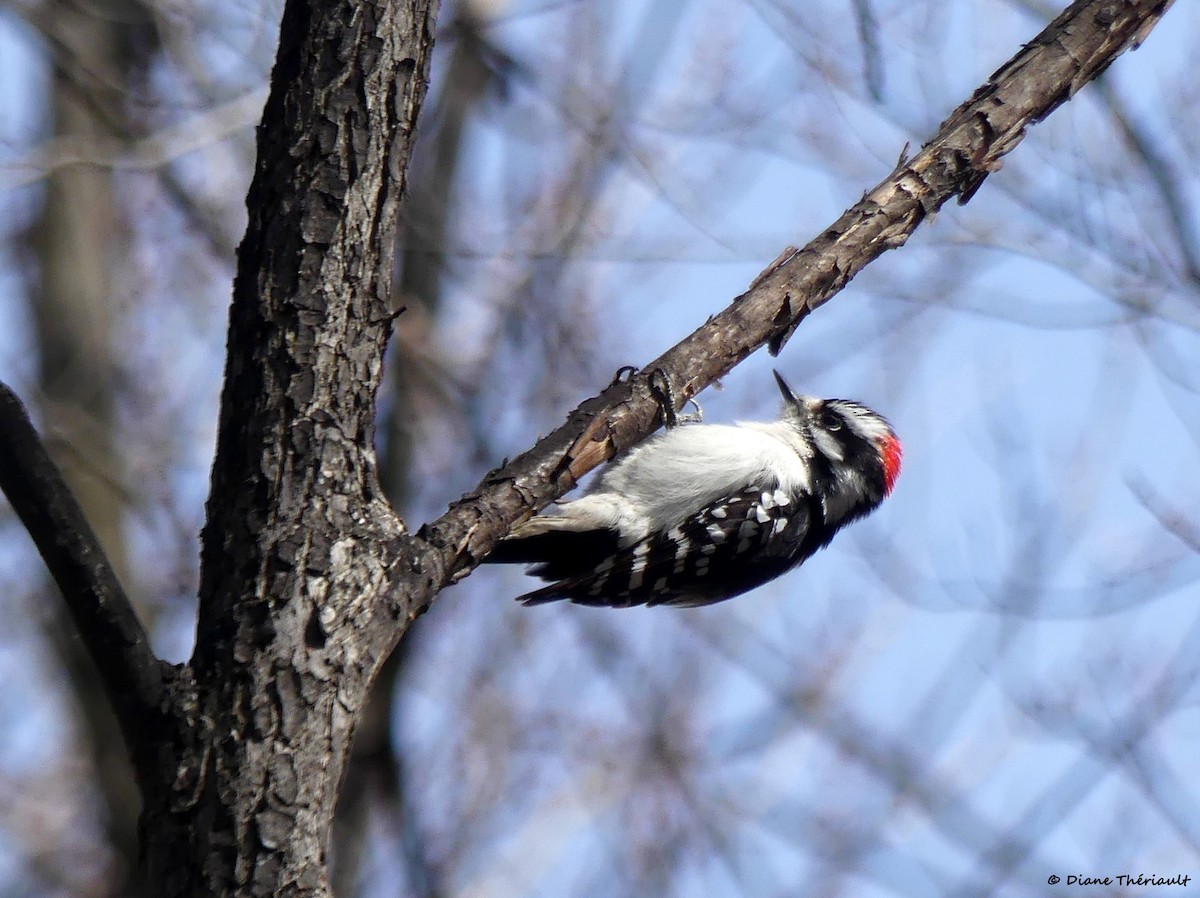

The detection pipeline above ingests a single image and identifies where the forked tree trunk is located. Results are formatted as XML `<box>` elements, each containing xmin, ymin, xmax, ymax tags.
<box><xmin>135</xmin><ymin>1</ymin><xmax>440</xmax><ymax>894</ymax></box>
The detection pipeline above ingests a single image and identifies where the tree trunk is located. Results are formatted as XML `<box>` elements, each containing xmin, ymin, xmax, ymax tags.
<box><xmin>137</xmin><ymin>1</ymin><xmax>440</xmax><ymax>894</ymax></box>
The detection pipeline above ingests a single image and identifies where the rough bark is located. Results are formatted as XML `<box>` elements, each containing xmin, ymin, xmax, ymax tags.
<box><xmin>331</xmin><ymin>12</ymin><xmax>500</xmax><ymax>894</ymax></box>
<box><xmin>147</xmin><ymin>1</ymin><xmax>442</xmax><ymax>895</ymax></box>
<box><xmin>0</xmin><ymin>1</ymin><xmax>1176</xmax><ymax>896</ymax></box>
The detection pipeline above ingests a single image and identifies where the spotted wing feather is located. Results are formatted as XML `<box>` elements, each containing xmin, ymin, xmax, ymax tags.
<box><xmin>518</xmin><ymin>486</ymin><xmax>824</xmax><ymax>608</ymax></box>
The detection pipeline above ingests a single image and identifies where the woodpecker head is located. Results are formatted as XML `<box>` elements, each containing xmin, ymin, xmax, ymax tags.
<box><xmin>773</xmin><ymin>370</ymin><xmax>902</xmax><ymax>496</ymax></box>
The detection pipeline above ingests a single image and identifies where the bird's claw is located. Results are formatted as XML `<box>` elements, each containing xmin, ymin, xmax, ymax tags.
<box><xmin>610</xmin><ymin>365</ymin><xmax>639</xmax><ymax>386</ymax></box>
<box><xmin>648</xmin><ymin>369</ymin><xmax>702</xmax><ymax>428</ymax></box>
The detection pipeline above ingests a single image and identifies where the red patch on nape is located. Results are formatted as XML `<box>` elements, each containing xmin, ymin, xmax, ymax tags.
<box><xmin>879</xmin><ymin>434</ymin><xmax>902</xmax><ymax>495</ymax></box>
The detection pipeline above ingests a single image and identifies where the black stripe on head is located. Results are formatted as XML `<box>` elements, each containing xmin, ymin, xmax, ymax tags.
<box><xmin>808</xmin><ymin>399</ymin><xmax>891</xmax><ymax>514</ymax></box>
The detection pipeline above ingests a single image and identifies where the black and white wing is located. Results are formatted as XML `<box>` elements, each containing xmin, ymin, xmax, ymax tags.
<box><xmin>517</xmin><ymin>486</ymin><xmax>826</xmax><ymax>608</ymax></box>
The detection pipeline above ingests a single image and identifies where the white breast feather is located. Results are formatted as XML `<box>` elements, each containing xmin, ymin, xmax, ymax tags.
<box><xmin>587</xmin><ymin>422</ymin><xmax>812</xmax><ymax>536</ymax></box>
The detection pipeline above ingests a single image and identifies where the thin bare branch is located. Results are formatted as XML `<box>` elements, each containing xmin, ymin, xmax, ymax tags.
<box><xmin>1129</xmin><ymin>477</ymin><xmax>1200</xmax><ymax>554</ymax></box>
<box><xmin>0</xmin><ymin>89</ymin><xmax>268</xmax><ymax>190</ymax></box>
<box><xmin>1092</xmin><ymin>76</ymin><xmax>1200</xmax><ymax>286</ymax></box>
<box><xmin>850</xmin><ymin>0</ymin><xmax>885</xmax><ymax>101</ymax></box>
<box><xmin>0</xmin><ymin>382</ymin><xmax>169</xmax><ymax>755</ymax></box>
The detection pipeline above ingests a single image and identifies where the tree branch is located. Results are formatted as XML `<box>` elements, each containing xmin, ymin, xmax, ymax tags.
<box><xmin>0</xmin><ymin>382</ymin><xmax>169</xmax><ymax>757</ymax></box>
<box><xmin>407</xmin><ymin>0</ymin><xmax>1175</xmax><ymax>607</ymax></box>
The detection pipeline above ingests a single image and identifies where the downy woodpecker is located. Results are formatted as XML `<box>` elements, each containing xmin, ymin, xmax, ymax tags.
<box><xmin>488</xmin><ymin>371</ymin><xmax>901</xmax><ymax>607</ymax></box>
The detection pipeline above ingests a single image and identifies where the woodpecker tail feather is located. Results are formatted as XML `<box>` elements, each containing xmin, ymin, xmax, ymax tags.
<box><xmin>486</xmin><ymin>523</ymin><xmax>621</xmax><ymax>583</ymax></box>
<box><xmin>516</xmin><ymin>577</ymin><xmax>647</xmax><ymax>608</ymax></box>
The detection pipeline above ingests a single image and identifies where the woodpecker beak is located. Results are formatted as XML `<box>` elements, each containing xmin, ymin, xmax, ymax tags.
<box><xmin>773</xmin><ymin>370</ymin><xmax>801</xmax><ymax>407</ymax></box>
<box><xmin>774</xmin><ymin>370</ymin><xmax>821</xmax><ymax>414</ymax></box>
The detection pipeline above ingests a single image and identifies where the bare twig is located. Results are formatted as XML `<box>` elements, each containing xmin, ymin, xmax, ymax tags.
<box><xmin>0</xmin><ymin>89</ymin><xmax>269</xmax><ymax>190</ymax></box>
<box><xmin>1129</xmin><ymin>477</ymin><xmax>1200</xmax><ymax>553</ymax></box>
<box><xmin>851</xmin><ymin>0</ymin><xmax>885</xmax><ymax>101</ymax></box>
<box><xmin>0</xmin><ymin>383</ymin><xmax>168</xmax><ymax>753</ymax></box>
<box><xmin>1092</xmin><ymin>76</ymin><xmax>1200</xmax><ymax>286</ymax></box>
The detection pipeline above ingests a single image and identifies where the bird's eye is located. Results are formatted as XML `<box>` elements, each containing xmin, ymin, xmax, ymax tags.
<box><xmin>821</xmin><ymin>412</ymin><xmax>843</xmax><ymax>432</ymax></box>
